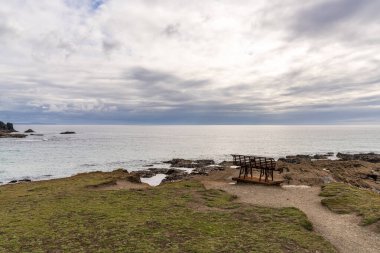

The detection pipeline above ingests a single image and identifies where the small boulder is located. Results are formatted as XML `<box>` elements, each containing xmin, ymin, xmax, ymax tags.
<box><xmin>24</xmin><ymin>129</ymin><xmax>35</xmax><ymax>133</ymax></box>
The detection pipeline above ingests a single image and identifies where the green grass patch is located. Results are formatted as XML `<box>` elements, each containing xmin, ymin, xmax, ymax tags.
<box><xmin>0</xmin><ymin>171</ymin><xmax>336</xmax><ymax>252</ymax></box>
<box><xmin>320</xmin><ymin>183</ymin><xmax>380</xmax><ymax>228</ymax></box>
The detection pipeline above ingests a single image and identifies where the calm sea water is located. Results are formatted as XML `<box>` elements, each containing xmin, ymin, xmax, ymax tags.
<box><xmin>1</xmin><ymin>125</ymin><xmax>380</xmax><ymax>183</ymax></box>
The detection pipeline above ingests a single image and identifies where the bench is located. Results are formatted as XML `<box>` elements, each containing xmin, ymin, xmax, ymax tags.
<box><xmin>231</xmin><ymin>154</ymin><xmax>277</xmax><ymax>182</ymax></box>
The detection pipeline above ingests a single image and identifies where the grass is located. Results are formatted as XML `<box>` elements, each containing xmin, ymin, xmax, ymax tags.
<box><xmin>320</xmin><ymin>182</ymin><xmax>380</xmax><ymax>228</ymax></box>
<box><xmin>0</xmin><ymin>170</ymin><xmax>336</xmax><ymax>253</ymax></box>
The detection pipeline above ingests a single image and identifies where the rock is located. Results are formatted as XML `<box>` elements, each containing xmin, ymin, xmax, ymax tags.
<box><xmin>337</xmin><ymin>153</ymin><xmax>380</xmax><ymax>163</ymax></box>
<box><xmin>0</xmin><ymin>121</ymin><xmax>19</xmax><ymax>135</ymax></box>
<box><xmin>126</xmin><ymin>173</ymin><xmax>142</xmax><ymax>183</ymax></box>
<box><xmin>313</xmin><ymin>154</ymin><xmax>329</xmax><ymax>160</ymax></box>
<box><xmin>279</xmin><ymin>155</ymin><xmax>313</xmax><ymax>164</ymax></box>
<box><xmin>60</xmin><ymin>131</ymin><xmax>76</xmax><ymax>135</ymax></box>
<box><xmin>113</xmin><ymin>168</ymin><xmax>129</xmax><ymax>173</ymax></box>
<box><xmin>30</xmin><ymin>134</ymin><xmax>44</xmax><ymax>136</ymax></box>
<box><xmin>322</xmin><ymin>176</ymin><xmax>335</xmax><ymax>184</ymax></box>
<box><xmin>162</xmin><ymin>171</ymin><xmax>189</xmax><ymax>183</ymax></box>
<box><xmin>6</xmin><ymin>122</ymin><xmax>16</xmax><ymax>132</ymax></box>
<box><xmin>366</xmin><ymin>172</ymin><xmax>379</xmax><ymax>181</ymax></box>
<box><xmin>134</xmin><ymin>170</ymin><xmax>156</xmax><ymax>178</ymax></box>
<box><xmin>7</xmin><ymin>179</ymin><xmax>31</xmax><ymax>184</ymax></box>
<box><xmin>19</xmin><ymin>179</ymin><xmax>32</xmax><ymax>183</ymax></box>
<box><xmin>0</xmin><ymin>132</ymin><xmax>27</xmax><ymax>138</ymax></box>
<box><xmin>163</xmin><ymin>158</ymin><xmax>215</xmax><ymax>168</ymax></box>
<box><xmin>218</xmin><ymin>161</ymin><xmax>234</xmax><ymax>167</ymax></box>
<box><xmin>166</xmin><ymin>168</ymin><xmax>184</xmax><ymax>175</ymax></box>
<box><xmin>148</xmin><ymin>168</ymin><xmax>170</xmax><ymax>174</ymax></box>
<box><xmin>190</xmin><ymin>168</ymin><xmax>208</xmax><ymax>175</ymax></box>
<box><xmin>24</xmin><ymin>129</ymin><xmax>35</xmax><ymax>133</ymax></box>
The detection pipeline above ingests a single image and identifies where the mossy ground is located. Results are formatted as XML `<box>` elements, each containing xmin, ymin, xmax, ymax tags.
<box><xmin>0</xmin><ymin>171</ymin><xmax>336</xmax><ymax>252</ymax></box>
<box><xmin>320</xmin><ymin>182</ymin><xmax>380</xmax><ymax>229</ymax></box>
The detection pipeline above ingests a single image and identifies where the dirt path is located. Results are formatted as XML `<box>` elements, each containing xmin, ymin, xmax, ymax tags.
<box><xmin>202</xmin><ymin>180</ymin><xmax>380</xmax><ymax>253</ymax></box>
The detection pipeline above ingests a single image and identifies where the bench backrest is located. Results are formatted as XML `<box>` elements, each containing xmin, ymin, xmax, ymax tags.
<box><xmin>232</xmin><ymin>155</ymin><xmax>276</xmax><ymax>170</ymax></box>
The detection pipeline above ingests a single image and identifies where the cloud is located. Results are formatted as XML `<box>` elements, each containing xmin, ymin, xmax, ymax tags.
<box><xmin>0</xmin><ymin>0</ymin><xmax>379</xmax><ymax>124</ymax></box>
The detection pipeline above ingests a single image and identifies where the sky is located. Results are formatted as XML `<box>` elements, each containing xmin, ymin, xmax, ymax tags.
<box><xmin>0</xmin><ymin>0</ymin><xmax>380</xmax><ymax>124</ymax></box>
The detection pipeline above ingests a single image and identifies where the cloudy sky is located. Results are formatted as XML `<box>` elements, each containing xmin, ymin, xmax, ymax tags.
<box><xmin>1</xmin><ymin>0</ymin><xmax>380</xmax><ymax>124</ymax></box>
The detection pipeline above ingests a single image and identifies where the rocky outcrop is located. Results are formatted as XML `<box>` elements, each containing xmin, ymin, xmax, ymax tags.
<box><xmin>162</xmin><ymin>170</ymin><xmax>189</xmax><ymax>183</ymax></box>
<box><xmin>134</xmin><ymin>168</ymin><xmax>189</xmax><ymax>182</ymax></box>
<box><xmin>8</xmin><ymin>178</ymin><xmax>32</xmax><ymax>184</ymax></box>
<box><xmin>337</xmin><ymin>153</ymin><xmax>380</xmax><ymax>163</ymax></box>
<box><xmin>279</xmin><ymin>153</ymin><xmax>334</xmax><ymax>163</ymax></box>
<box><xmin>163</xmin><ymin>159</ymin><xmax>215</xmax><ymax>168</ymax></box>
<box><xmin>24</xmin><ymin>129</ymin><xmax>35</xmax><ymax>133</ymax></box>
<box><xmin>60</xmin><ymin>131</ymin><xmax>76</xmax><ymax>135</ymax></box>
<box><xmin>0</xmin><ymin>121</ymin><xmax>16</xmax><ymax>132</ymax></box>
<box><xmin>0</xmin><ymin>121</ymin><xmax>26</xmax><ymax>138</ymax></box>
<box><xmin>278</xmin><ymin>155</ymin><xmax>312</xmax><ymax>164</ymax></box>
<box><xmin>0</xmin><ymin>132</ymin><xmax>27</xmax><ymax>138</ymax></box>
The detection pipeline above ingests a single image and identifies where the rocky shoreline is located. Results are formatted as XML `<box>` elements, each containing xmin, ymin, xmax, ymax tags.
<box><xmin>127</xmin><ymin>153</ymin><xmax>380</xmax><ymax>192</ymax></box>
<box><xmin>4</xmin><ymin>152</ymin><xmax>380</xmax><ymax>191</ymax></box>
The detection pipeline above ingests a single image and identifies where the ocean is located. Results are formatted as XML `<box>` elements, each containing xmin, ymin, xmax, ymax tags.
<box><xmin>1</xmin><ymin>125</ymin><xmax>380</xmax><ymax>184</ymax></box>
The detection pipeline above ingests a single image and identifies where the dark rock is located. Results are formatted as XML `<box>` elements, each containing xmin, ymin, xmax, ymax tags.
<box><xmin>60</xmin><ymin>131</ymin><xmax>76</xmax><ymax>135</ymax></box>
<box><xmin>218</xmin><ymin>161</ymin><xmax>234</xmax><ymax>167</ymax></box>
<box><xmin>0</xmin><ymin>132</ymin><xmax>27</xmax><ymax>138</ymax></box>
<box><xmin>337</xmin><ymin>153</ymin><xmax>380</xmax><ymax>163</ymax></box>
<box><xmin>6</xmin><ymin>122</ymin><xmax>16</xmax><ymax>132</ymax></box>
<box><xmin>279</xmin><ymin>155</ymin><xmax>312</xmax><ymax>164</ymax></box>
<box><xmin>113</xmin><ymin>168</ymin><xmax>129</xmax><ymax>174</ymax></box>
<box><xmin>166</xmin><ymin>169</ymin><xmax>183</xmax><ymax>175</ymax></box>
<box><xmin>19</xmin><ymin>179</ymin><xmax>32</xmax><ymax>183</ymax></box>
<box><xmin>126</xmin><ymin>173</ymin><xmax>142</xmax><ymax>183</ymax></box>
<box><xmin>148</xmin><ymin>168</ymin><xmax>170</xmax><ymax>174</ymax></box>
<box><xmin>134</xmin><ymin>170</ymin><xmax>156</xmax><ymax>178</ymax></box>
<box><xmin>24</xmin><ymin>129</ymin><xmax>35</xmax><ymax>133</ymax></box>
<box><xmin>30</xmin><ymin>134</ymin><xmax>44</xmax><ymax>136</ymax></box>
<box><xmin>313</xmin><ymin>154</ymin><xmax>328</xmax><ymax>160</ymax></box>
<box><xmin>162</xmin><ymin>171</ymin><xmax>189</xmax><ymax>183</ymax></box>
<box><xmin>0</xmin><ymin>121</ymin><xmax>18</xmax><ymax>133</ymax></box>
<box><xmin>190</xmin><ymin>165</ymin><xmax>224</xmax><ymax>175</ymax></box>
<box><xmin>190</xmin><ymin>168</ymin><xmax>209</xmax><ymax>175</ymax></box>
<box><xmin>8</xmin><ymin>180</ymin><xmax>18</xmax><ymax>184</ymax></box>
<box><xmin>136</xmin><ymin>168</ymin><xmax>188</xmax><ymax>178</ymax></box>
<box><xmin>163</xmin><ymin>158</ymin><xmax>215</xmax><ymax>168</ymax></box>
<box><xmin>367</xmin><ymin>171</ymin><xmax>379</xmax><ymax>181</ymax></box>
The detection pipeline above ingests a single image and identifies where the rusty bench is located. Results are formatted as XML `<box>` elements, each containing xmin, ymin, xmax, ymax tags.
<box><xmin>231</xmin><ymin>154</ymin><xmax>277</xmax><ymax>182</ymax></box>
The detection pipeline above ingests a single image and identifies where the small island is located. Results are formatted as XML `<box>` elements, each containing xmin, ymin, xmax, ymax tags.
<box><xmin>0</xmin><ymin>121</ymin><xmax>27</xmax><ymax>138</ymax></box>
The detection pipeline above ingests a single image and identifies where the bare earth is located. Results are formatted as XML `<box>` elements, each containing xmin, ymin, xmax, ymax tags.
<box><xmin>197</xmin><ymin>169</ymin><xmax>380</xmax><ymax>253</ymax></box>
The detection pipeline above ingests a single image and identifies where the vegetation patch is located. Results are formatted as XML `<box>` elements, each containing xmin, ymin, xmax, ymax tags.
<box><xmin>0</xmin><ymin>171</ymin><xmax>336</xmax><ymax>252</ymax></box>
<box><xmin>320</xmin><ymin>182</ymin><xmax>380</xmax><ymax>230</ymax></box>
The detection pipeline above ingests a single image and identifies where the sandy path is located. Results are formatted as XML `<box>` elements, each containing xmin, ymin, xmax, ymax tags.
<box><xmin>203</xmin><ymin>180</ymin><xmax>380</xmax><ymax>253</ymax></box>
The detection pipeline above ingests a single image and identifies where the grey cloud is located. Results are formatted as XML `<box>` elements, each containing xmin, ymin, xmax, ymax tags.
<box><xmin>1</xmin><ymin>1</ymin><xmax>380</xmax><ymax>124</ymax></box>
<box><xmin>283</xmin><ymin>77</ymin><xmax>380</xmax><ymax>96</ymax></box>
<box><xmin>163</xmin><ymin>23</ymin><xmax>180</xmax><ymax>37</ymax></box>
<box><xmin>292</xmin><ymin>0</ymin><xmax>380</xmax><ymax>36</ymax></box>
<box><xmin>125</xmin><ymin>67</ymin><xmax>210</xmax><ymax>103</ymax></box>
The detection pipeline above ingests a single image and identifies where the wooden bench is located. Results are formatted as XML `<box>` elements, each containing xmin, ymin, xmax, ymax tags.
<box><xmin>231</xmin><ymin>154</ymin><xmax>277</xmax><ymax>182</ymax></box>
